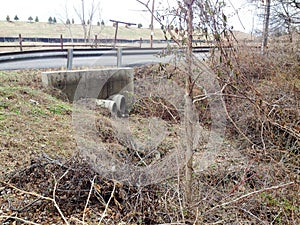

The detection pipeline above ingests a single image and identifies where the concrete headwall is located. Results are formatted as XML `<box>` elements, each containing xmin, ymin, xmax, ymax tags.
<box><xmin>41</xmin><ymin>68</ymin><xmax>134</xmax><ymax>102</ymax></box>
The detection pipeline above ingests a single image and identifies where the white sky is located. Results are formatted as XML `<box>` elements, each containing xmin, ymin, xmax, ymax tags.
<box><xmin>0</xmin><ymin>0</ymin><xmax>258</xmax><ymax>32</ymax></box>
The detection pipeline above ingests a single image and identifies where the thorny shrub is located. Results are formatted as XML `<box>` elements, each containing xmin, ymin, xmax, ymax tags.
<box><xmin>213</xmin><ymin>43</ymin><xmax>300</xmax><ymax>150</ymax></box>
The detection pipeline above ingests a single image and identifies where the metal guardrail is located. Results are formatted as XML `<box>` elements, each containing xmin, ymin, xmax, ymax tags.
<box><xmin>0</xmin><ymin>36</ymin><xmax>208</xmax><ymax>45</ymax></box>
<box><xmin>0</xmin><ymin>35</ymin><xmax>210</xmax><ymax>51</ymax></box>
<box><xmin>0</xmin><ymin>47</ymin><xmax>212</xmax><ymax>69</ymax></box>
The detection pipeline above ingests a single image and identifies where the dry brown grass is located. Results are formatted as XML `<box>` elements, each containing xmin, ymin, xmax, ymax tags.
<box><xmin>0</xmin><ymin>43</ymin><xmax>299</xmax><ymax>224</ymax></box>
<box><xmin>0</xmin><ymin>20</ymin><xmax>166</xmax><ymax>40</ymax></box>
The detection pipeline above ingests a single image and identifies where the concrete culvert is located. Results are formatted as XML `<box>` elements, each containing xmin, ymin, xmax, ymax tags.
<box><xmin>109</xmin><ymin>94</ymin><xmax>126</xmax><ymax>115</ymax></box>
<box><xmin>96</xmin><ymin>99</ymin><xmax>117</xmax><ymax>115</ymax></box>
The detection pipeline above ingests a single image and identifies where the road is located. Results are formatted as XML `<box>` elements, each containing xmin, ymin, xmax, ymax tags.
<box><xmin>0</xmin><ymin>50</ymin><xmax>209</xmax><ymax>70</ymax></box>
<box><xmin>0</xmin><ymin>54</ymin><xmax>176</xmax><ymax>70</ymax></box>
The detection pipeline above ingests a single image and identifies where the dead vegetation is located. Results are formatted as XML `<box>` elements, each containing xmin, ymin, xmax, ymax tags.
<box><xmin>0</xmin><ymin>43</ymin><xmax>299</xmax><ymax>224</ymax></box>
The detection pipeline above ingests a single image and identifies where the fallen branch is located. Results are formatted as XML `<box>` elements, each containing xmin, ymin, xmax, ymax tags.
<box><xmin>0</xmin><ymin>215</ymin><xmax>40</xmax><ymax>225</ymax></box>
<box><xmin>1</xmin><ymin>181</ymin><xmax>70</xmax><ymax>225</ymax></box>
<box><xmin>221</xmin><ymin>91</ymin><xmax>256</xmax><ymax>146</ymax></box>
<box><xmin>52</xmin><ymin>171</ymin><xmax>70</xmax><ymax>225</ymax></box>
<box><xmin>98</xmin><ymin>181</ymin><xmax>116</xmax><ymax>224</ymax></box>
<box><xmin>82</xmin><ymin>175</ymin><xmax>97</xmax><ymax>223</ymax></box>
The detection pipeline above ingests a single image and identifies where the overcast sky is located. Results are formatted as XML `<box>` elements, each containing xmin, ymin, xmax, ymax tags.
<box><xmin>0</xmin><ymin>0</ymin><xmax>259</xmax><ymax>32</ymax></box>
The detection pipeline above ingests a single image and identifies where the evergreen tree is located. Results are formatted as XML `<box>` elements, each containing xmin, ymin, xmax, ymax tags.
<box><xmin>14</xmin><ymin>15</ymin><xmax>19</xmax><ymax>21</ymax></box>
<box><xmin>35</xmin><ymin>16</ymin><xmax>39</xmax><ymax>22</ymax></box>
<box><xmin>53</xmin><ymin>17</ymin><xmax>57</xmax><ymax>23</ymax></box>
<box><xmin>101</xmin><ymin>20</ymin><xmax>105</xmax><ymax>26</ymax></box>
<box><xmin>28</xmin><ymin>16</ymin><xmax>33</xmax><ymax>23</ymax></box>
<box><xmin>72</xmin><ymin>18</ymin><xmax>75</xmax><ymax>24</ymax></box>
<box><xmin>48</xmin><ymin>16</ymin><xmax>53</xmax><ymax>24</ymax></box>
<box><xmin>66</xmin><ymin>18</ymin><xmax>71</xmax><ymax>24</ymax></box>
<box><xmin>138</xmin><ymin>23</ymin><xmax>143</xmax><ymax>28</ymax></box>
<box><xmin>6</xmin><ymin>15</ymin><xmax>10</xmax><ymax>22</ymax></box>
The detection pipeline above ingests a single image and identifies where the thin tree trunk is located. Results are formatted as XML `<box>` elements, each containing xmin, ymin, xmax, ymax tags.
<box><xmin>261</xmin><ymin>0</ymin><xmax>271</xmax><ymax>54</ymax></box>
<box><xmin>184</xmin><ymin>0</ymin><xmax>194</xmax><ymax>206</ymax></box>
<box><xmin>81</xmin><ymin>0</ymin><xmax>88</xmax><ymax>42</ymax></box>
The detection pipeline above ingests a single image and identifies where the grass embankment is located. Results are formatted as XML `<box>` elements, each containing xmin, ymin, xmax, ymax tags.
<box><xmin>0</xmin><ymin>70</ymin><xmax>75</xmax><ymax>175</ymax></box>
<box><xmin>0</xmin><ymin>20</ymin><xmax>168</xmax><ymax>51</ymax></box>
<box><xmin>0</xmin><ymin>20</ymin><xmax>256</xmax><ymax>52</ymax></box>
<box><xmin>0</xmin><ymin>44</ymin><xmax>299</xmax><ymax>224</ymax></box>
<box><xmin>0</xmin><ymin>20</ymin><xmax>165</xmax><ymax>40</ymax></box>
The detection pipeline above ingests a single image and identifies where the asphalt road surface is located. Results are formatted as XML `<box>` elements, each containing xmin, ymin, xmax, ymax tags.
<box><xmin>0</xmin><ymin>54</ymin><xmax>177</xmax><ymax>70</ymax></box>
<box><xmin>0</xmin><ymin>51</ymin><xmax>209</xmax><ymax>70</ymax></box>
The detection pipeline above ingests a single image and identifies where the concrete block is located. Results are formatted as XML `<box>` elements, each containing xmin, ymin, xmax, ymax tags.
<box><xmin>41</xmin><ymin>68</ymin><xmax>134</xmax><ymax>103</ymax></box>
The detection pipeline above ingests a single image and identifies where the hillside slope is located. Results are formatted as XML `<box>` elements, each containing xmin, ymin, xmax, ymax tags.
<box><xmin>0</xmin><ymin>20</ymin><xmax>165</xmax><ymax>40</ymax></box>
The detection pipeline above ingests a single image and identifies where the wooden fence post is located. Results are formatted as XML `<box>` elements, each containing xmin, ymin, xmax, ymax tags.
<box><xmin>150</xmin><ymin>31</ymin><xmax>154</xmax><ymax>48</ymax></box>
<box><xmin>139</xmin><ymin>37</ymin><xmax>142</xmax><ymax>48</ymax></box>
<box><xmin>95</xmin><ymin>35</ymin><xmax>98</xmax><ymax>48</ymax></box>
<box><xmin>19</xmin><ymin>34</ymin><xmax>23</xmax><ymax>51</ymax></box>
<box><xmin>60</xmin><ymin>34</ymin><xmax>63</xmax><ymax>50</ymax></box>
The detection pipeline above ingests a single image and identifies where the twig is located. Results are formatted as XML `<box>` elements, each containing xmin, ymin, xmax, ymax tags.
<box><xmin>238</xmin><ymin>207</ymin><xmax>268</xmax><ymax>225</ymax></box>
<box><xmin>157</xmin><ymin>224</ymin><xmax>187</xmax><ymax>225</ymax></box>
<box><xmin>221</xmin><ymin>89</ymin><xmax>256</xmax><ymax>146</ymax></box>
<box><xmin>229</xmin><ymin>159</ymin><xmax>257</xmax><ymax>194</ymax></box>
<box><xmin>52</xmin><ymin>172</ymin><xmax>70</xmax><ymax>225</ymax></box>
<box><xmin>227</xmin><ymin>0</ymin><xmax>246</xmax><ymax>30</ymax></box>
<box><xmin>0</xmin><ymin>215</ymin><xmax>40</xmax><ymax>225</ymax></box>
<box><xmin>209</xmin><ymin>181</ymin><xmax>296</xmax><ymax>211</ymax></box>
<box><xmin>193</xmin><ymin>207</ymin><xmax>199</xmax><ymax>225</ymax></box>
<box><xmin>271</xmin><ymin>209</ymin><xmax>282</xmax><ymax>225</ymax></box>
<box><xmin>70</xmin><ymin>216</ymin><xmax>88</xmax><ymax>225</ymax></box>
<box><xmin>82</xmin><ymin>175</ymin><xmax>97</xmax><ymax>223</ymax></box>
<box><xmin>136</xmin><ymin>0</ymin><xmax>182</xmax><ymax>46</ymax></box>
<box><xmin>2</xmin><ymin>181</ymin><xmax>53</xmax><ymax>201</ymax></box>
<box><xmin>98</xmin><ymin>181</ymin><xmax>116</xmax><ymax>224</ymax></box>
<box><xmin>268</xmin><ymin>119</ymin><xmax>300</xmax><ymax>140</ymax></box>
<box><xmin>42</xmin><ymin>153</ymin><xmax>70</xmax><ymax>169</ymax></box>
<box><xmin>260</xmin><ymin>121</ymin><xmax>266</xmax><ymax>151</ymax></box>
<box><xmin>2</xmin><ymin>180</ymin><xmax>70</xmax><ymax>225</ymax></box>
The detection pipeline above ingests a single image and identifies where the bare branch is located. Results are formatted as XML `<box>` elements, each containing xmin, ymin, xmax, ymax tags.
<box><xmin>209</xmin><ymin>181</ymin><xmax>296</xmax><ymax>211</ymax></box>
<box><xmin>1</xmin><ymin>181</ymin><xmax>70</xmax><ymax>225</ymax></box>
<box><xmin>98</xmin><ymin>181</ymin><xmax>116</xmax><ymax>224</ymax></box>
<box><xmin>82</xmin><ymin>175</ymin><xmax>97</xmax><ymax>223</ymax></box>
<box><xmin>0</xmin><ymin>215</ymin><xmax>40</xmax><ymax>225</ymax></box>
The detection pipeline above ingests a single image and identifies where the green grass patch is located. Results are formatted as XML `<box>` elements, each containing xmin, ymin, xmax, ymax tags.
<box><xmin>47</xmin><ymin>103</ymin><xmax>72</xmax><ymax>115</ymax></box>
<box><xmin>0</xmin><ymin>112</ymin><xmax>6</xmax><ymax>121</ymax></box>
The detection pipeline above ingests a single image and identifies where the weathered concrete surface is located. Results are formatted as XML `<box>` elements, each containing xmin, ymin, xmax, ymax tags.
<box><xmin>41</xmin><ymin>68</ymin><xmax>134</xmax><ymax>102</ymax></box>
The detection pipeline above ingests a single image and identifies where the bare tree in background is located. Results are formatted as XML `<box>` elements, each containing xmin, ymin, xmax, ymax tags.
<box><xmin>270</xmin><ymin>0</ymin><xmax>300</xmax><ymax>42</ymax></box>
<box><xmin>74</xmin><ymin>0</ymin><xmax>101</xmax><ymax>42</ymax></box>
<box><xmin>58</xmin><ymin>0</ymin><xmax>101</xmax><ymax>42</ymax></box>
<box><xmin>61</xmin><ymin>1</ymin><xmax>74</xmax><ymax>42</ymax></box>
<box><xmin>261</xmin><ymin>0</ymin><xmax>271</xmax><ymax>54</ymax></box>
<box><xmin>252</xmin><ymin>0</ymin><xmax>299</xmax><ymax>52</ymax></box>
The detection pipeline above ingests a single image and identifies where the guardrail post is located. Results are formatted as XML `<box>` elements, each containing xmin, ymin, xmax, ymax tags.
<box><xmin>139</xmin><ymin>37</ymin><xmax>142</xmax><ymax>48</ymax></box>
<box><xmin>19</xmin><ymin>34</ymin><xmax>23</xmax><ymax>52</ymax></box>
<box><xmin>117</xmin><ymin>47</ymin><xmax>122</xmax><ymax>67</ymax></box>
<box><xmin>67</xmin><ymin>49</ymin><xmax>73</xmax><ymax>70</ymax></box>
